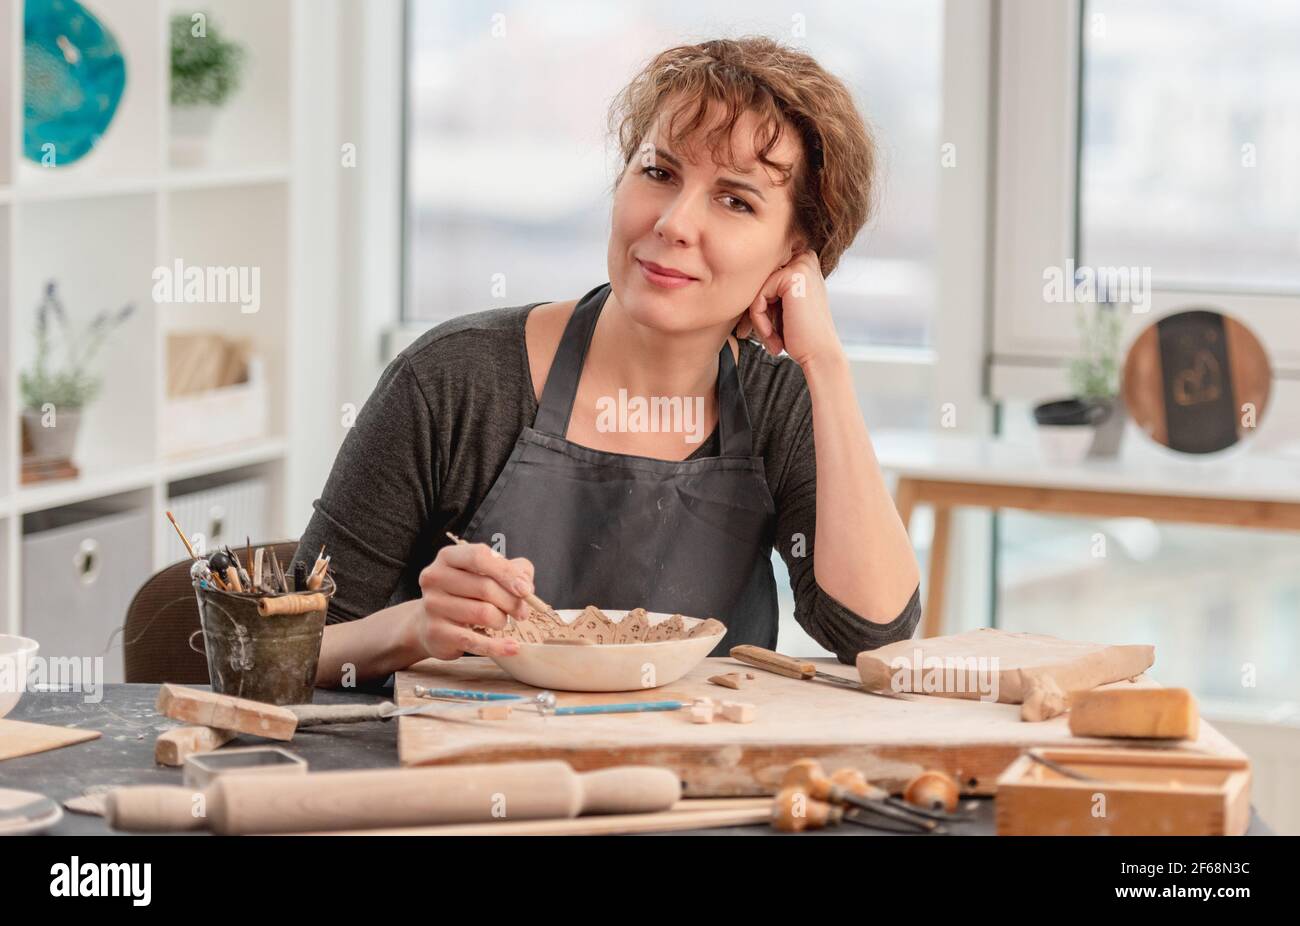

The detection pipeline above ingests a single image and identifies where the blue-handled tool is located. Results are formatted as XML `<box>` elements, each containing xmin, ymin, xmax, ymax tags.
<box><xmin>553</xmin><ymin>701</ymin><xmax>685</xmax><ymax>715</ymax></box>
<box><xmin>413</xmin><ymin>686</ymin><xmax>529</xmax><ymax>702</ymax></box>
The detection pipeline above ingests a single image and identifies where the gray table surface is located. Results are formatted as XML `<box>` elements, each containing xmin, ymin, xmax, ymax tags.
<box><xmin>0</xmin><ymin>684</ymin><xmax>1274</xmax><ymax>835</ymax></box>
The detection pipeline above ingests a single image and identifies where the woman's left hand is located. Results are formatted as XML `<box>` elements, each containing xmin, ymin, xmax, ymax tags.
<box><xmin>735</xmin><ymin>249</ymin><xmax>844</xmax><ymax>370</ymax></box>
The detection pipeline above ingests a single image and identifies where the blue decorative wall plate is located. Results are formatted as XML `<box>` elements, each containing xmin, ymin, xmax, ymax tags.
<box><xmin>23</xmin><ymin>0</ymin><xmax>128</xmax><ymax>167</ymax></box>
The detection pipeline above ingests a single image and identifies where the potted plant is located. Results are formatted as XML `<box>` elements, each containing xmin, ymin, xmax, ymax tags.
<box><xmin>20</xmin><ymin>282</ymin><xmax>135</xmax><ymax>466</ymax></box>
<box><xmin>169</xmin><ymin>12</ymin><xmax>246</xmax><ymax>166</ymax></box>
<box><xmin>1033</xmin><ymin>303</ymin><xmax>1126</xmax><ymax>463</ymax></box>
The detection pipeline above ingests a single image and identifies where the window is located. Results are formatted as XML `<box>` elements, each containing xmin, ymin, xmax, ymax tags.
<box><xmin>995</xmin><ymin>0</ymin><xmax>1300</xmax><ymax>712</ymax></box>
<box><xmin>403</xmin><ymin>0</ymin><xmax>942</xmax><ymax>348</ymax></box>
<box><xmin>1079</xmin><ymin>0</ymin><xmax>1300</xmax><ymax>293</ymax></box>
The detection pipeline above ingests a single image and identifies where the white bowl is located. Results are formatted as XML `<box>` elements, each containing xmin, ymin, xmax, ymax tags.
<box><xmin>0</xmin><ymin>635</ymin><xmax>39</xmax><ymax>718</ymax></box>
<box><xmin>490</xmin><ymin>610</ymin><xmax>724</xmax><ymax>692</ymax></box>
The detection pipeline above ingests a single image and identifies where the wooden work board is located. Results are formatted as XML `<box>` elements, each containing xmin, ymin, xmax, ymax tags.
<box><xmin>395</xmin><ymin>657</ymin><xmax>1244</xmax><ymax>797</ymax></box>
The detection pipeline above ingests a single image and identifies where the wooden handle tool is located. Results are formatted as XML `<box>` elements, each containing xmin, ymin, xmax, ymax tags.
<box><xmin>104</xmin><ymin>761</ymin><xmax>681</xmax><ymax>834</ymax></box>
<box><xmin>782</xmin><ymin>759</ymin><xmax>948</xmax><ymax>827</ymax></box>
<box><xmin>444</xmin><ymin>532</ymin><xmax>558</xmax><ymax>619</ymax></box>
<box><xmin>730</xmin><ymin>645</ymin><xmax>909</xmax><ymax>699</ymax></box>
<box><xmin>257</xmin><ymin>592</ymin><xmax>327</xmax><ymax>617</ymax></box>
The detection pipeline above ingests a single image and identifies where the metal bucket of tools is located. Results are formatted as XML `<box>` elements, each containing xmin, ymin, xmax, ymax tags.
<box><xmin>190</xmin><ymin>575</ymin><xmax>336</xmax><ymax>706</ymax></box>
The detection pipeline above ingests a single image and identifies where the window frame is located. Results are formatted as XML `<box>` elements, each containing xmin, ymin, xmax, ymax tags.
<box><xmin>990</xmin><ymin>0</ymin><xmax>1300</xmax><ymax>399</ymax></box>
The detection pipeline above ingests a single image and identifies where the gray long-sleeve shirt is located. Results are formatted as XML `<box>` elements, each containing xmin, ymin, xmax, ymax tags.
<box><xmin>295</xmin><ymin>301</ymin><xmax>921</xmax><ymax>664</ymax></box>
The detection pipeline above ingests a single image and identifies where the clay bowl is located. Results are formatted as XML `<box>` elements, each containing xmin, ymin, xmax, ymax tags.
<box><xmin>489</xmin><ymin>610</ymin><xmax>724</xmax><ymax>692</ymax></box>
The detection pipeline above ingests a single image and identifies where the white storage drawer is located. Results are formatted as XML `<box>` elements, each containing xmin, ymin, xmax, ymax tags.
<box><xmin>166</xmin><ymin>476</ymin><xmax>269</xmax><ymax>563</ymax></box>
<box><xmin>22</xmin><ymin>506</ymin><xmax>154</xmax><ymax>685</ymax></box>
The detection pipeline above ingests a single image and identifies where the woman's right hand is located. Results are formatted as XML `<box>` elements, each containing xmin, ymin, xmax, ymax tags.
<box><xmin>408</xmin><ymin>542</ymin><xmax>533</xmax><ymax>660</ymax></box>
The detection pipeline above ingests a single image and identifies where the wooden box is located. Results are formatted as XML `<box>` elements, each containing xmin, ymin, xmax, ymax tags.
<box><xmin>996</xmin><ymin>748</ymin><xmax>1251</xmax><ymax>836</ymax></box>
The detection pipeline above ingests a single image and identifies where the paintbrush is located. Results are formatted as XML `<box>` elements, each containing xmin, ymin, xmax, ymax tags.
<box><xmin>165</xmin><ymin>511</ymin><xmax>198</xmax><ymax>560</ymax></box>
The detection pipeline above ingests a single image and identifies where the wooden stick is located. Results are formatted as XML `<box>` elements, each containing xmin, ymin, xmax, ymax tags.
<box><xmin>225</xmin><ymin>565</ymin><xmax>243</xmax><ymax>593</ymax></box>
<box><xmin>165</xmin><ymin>511</ymin><xmax>198</xmax><ymax>560</ymax></box>
<box><xmin>269</xmin><ymin>549</ymin><xmax>287</xmax><ymax>593</ymax></box>
<box><xmin>292</xmin><ymin>800</ymin><xmax>773</xmax><ymax>836</ymax></box>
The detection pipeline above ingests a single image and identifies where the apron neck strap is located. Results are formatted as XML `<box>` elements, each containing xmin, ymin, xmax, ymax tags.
<box><xmin>533</xmin><ymin>282</ymin><xmax>754</xmax><ymax>457</ymax></box>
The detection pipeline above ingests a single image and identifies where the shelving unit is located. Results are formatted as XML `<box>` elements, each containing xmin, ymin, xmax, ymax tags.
<box><xmin>0</xmin><ymin>0</ymin><xmax>305</xmax><ymax>671</ymax></box>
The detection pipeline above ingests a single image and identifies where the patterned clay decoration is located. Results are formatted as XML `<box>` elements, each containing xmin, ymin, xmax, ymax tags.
<box><xmin>616</xmin><ymin>608</ymin><xmax>650</xmax><ymax>644</ymax></box>
<box><xmin>494</xmin><ymin>607</ymin><xmax>723</xmax><ymax>645</ymax></box>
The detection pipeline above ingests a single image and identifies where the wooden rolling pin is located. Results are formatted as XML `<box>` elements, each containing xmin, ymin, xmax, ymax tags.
<box><xmin>105</xmin><ymin>761</ymin><xmax>681</xmax><ymax>834</ymax></box>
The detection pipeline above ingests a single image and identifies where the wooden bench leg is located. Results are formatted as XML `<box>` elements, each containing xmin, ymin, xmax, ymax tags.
<box><xmin>923</xmin><ymin>505</ymin><xmax>953</xmax><ymax>638</ymax></box>
<box><xmin>894</xmin><ymin>478</ymin><xmax>917</xmax><ymax>535</ymax></box>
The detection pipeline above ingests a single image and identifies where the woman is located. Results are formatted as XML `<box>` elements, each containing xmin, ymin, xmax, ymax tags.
<box><xmin>306</xmin><ymin>37</ymin><xmax>921</xmax><ymax>688</ymax></box>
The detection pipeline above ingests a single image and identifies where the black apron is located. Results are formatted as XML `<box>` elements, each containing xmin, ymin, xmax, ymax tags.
<box><xmin>462</xmin><ymin>282</ymin><xmax>780</xmax><ymax>654</ymax></box>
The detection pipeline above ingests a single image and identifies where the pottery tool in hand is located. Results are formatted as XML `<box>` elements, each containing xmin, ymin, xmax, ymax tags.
<box><xmin>730</xmin><ymin>645</ymin><xmax>911</xmax><ymax>700</ymax></box>
<box><xmin>105</xmin><ymin>761</ymin><xmax>681</xmax><ymax>834</ymax></box>
<box><xmin>444</xmin><ymin>531</ymin><xmax>557</xmax><ymax>622</ymax></box>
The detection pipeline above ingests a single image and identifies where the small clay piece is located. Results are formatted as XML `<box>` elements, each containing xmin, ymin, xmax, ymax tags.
<box><xmin>689</xmin><ymin>701</ymin><xmax>715</xmax><ymax>724</ymax></box>
<box><xmin>709</xmin><ymin>673</ymin><xmax>744</xmax><ymax>690</ymax></box>
<box><xmin>721</xmin><ymin>701</ymin><xmax>755</xmax><ymax>724</ymax></box>
<box><xmin>1021</xmin><ymin>676</ymin><xmax>1069</xmax><ymax>722</ymax></box>
<box><xmin>573</xmin><ymin>605</ymin><xmax>617</xmax><ymax>644</ymax></box>
<box><xmin>478</xmin><ymin>704</ymin><xmax>512</xmax><ymax>721</ymax></box>
<box><xmin>745</xmin><ymin>673</ymin><xmax>756</xmax><ymax>680</ymax></box>
<box><xmin>646</xmin><ymin>614</ymin><xmax>685</xmax><ymax>643</ymax></box>
<box><xmin>903</xmin><ymin>770</ymin><xmax>959</xmax><ymax>812</ymax></box>
<box><xmin>688</xmin><ymin>618</ymin><xmax>726</xmax><ymax>639</ymax></box>
<box><xmin>529</xmin><ymin>607</ymin><xmax>565</xmax><ymax>630</ymax></box>
<box><xmin>617</xmin><ymin>608</ymin><xmax>650</xmax><ymax>643</ymax></box>
<box><xmin>511</xmin><ymin>620</ymin><xmax>544</xmax><ymax>644</ymax></box>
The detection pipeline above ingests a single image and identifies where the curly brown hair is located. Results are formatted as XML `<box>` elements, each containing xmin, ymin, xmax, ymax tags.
<box><xmin>607</xmin><ymin>36</ymin><xmax>876</xmax><ymax>279</ymax></box>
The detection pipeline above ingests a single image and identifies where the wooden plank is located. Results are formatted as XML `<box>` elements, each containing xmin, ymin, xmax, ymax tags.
<box><xmin>395</xmin><ymin>657</ymin><xmax>1244</xmax><ymax>797</ymax></box>
<box><xmin>902</xmin><ymin>478</ymin><xmax>1300</xmax><ymax>531</ymax></box>
<box><xmin>0</xmin><ymin>718</ymin><xmax>101</xmax><ymax>761</ymax></box>
<box><xmin>923</xmin><ymin>505</ymin><xmax>952</xmax><ymax>637</ymax></box>
<box><xmin>155</xmin><ymin>683</ymin><xmax>297</xmax><ymax>741</ymax></box>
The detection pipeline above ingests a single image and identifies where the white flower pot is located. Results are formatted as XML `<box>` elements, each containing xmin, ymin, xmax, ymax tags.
<box><xmin>22</xmin><ymin>408</ymin><xmax>82</xmax><ymax>461</ymax></box>
<box><xmin>170</xmin><ymin>104</ymin><xmax>219</xmax><ymax>167</ymax></box>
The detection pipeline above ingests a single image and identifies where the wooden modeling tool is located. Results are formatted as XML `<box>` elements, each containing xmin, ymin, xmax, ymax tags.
<box><xmin>730</xmin><ymin>645</ymin><xmax>910</xmax><ymax>699</ymax></box>
<box><xmin>105</xmin><ymin>761</ymin><xmax>681</xmax><ymax>834</ymax></box>
<box><xmin>269</xmin><ymin>549</ymin><xmax>287</xmax><ymax>593</ymax></box>
<box><xmin>165</xmin><ymin>510</ymin><xmax>198</xmax><ymax>559</ymax></box>
<box><xmin>770</xmin><ymin>788</ymin><xmax>931</xmax><ymax>834</ymax></box>
<box><xmin>444</xmin><ymin>531</ymin><xmax>557</xmax><ymax>620</ymax></box>
<box><xmin>781</xmin><ymin>759</ymin><xmax>949</xmax><ymax>828</ymax></box>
